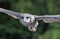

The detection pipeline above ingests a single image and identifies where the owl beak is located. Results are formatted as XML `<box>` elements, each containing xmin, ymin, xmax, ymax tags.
<box><xmin>23</xmin><ymin>18</ymin><xmax>29</xmax><ymax>22</ymax></box>
<box><xmin>24</xmin><ymin>19</ymin><xmax>27</xmax><ymax>22</ymax></box>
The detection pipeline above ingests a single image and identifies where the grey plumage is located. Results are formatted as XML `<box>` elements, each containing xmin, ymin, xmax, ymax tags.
<box><xmin>0</xmin><ymin>8</ymin><xmax>60</xmax><ymax>32</ymax></box>
<box><xmin>0</xmin><ymin>8</ymin><xmax>21</xmax><ymax>19</ymax></box>
<box><xmin>35</xmin><ymin>15</ymin><xmax>60</xmax><ymax>23</ymax></box>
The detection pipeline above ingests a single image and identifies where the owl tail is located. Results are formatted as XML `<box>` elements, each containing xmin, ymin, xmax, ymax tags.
<box><xmin>28</xmin><ymin>26</ymin><xmax>37</xmax><ymax>32</ymax></box>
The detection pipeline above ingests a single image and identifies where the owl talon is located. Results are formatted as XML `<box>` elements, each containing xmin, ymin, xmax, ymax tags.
<box><xmin>28</xmin><ymin>26</ymin><xmax>37</xmax><ymax>32</ymax></box>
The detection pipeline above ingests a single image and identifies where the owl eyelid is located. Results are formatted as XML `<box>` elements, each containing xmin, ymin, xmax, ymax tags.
<box><xmin>26</xmin><ymin>17</ymin><xmax>29</xmax><ymax>19</ymax></box>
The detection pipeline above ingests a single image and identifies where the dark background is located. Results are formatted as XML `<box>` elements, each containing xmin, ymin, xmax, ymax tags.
<box><xmin>0</xmin><ymin>0</ymin><xmax>60</xmax><ymax>39</ymax></box>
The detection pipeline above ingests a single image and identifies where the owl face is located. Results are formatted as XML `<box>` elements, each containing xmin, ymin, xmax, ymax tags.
<box><xmin>18</xmin><ymin>14</ymin><xmax>35</xmax><ymax>26</ymax></box>
<box><xmin>19</xmin><ymin>14</ymin><xmax>31</xmax><ymax>23</ymax></box>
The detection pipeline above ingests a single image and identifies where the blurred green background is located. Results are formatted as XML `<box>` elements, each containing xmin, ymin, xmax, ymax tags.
<box><xmin>0</xmin><ymin>0</ymin><xmax>60</xmax><ymax>39</ymax></box>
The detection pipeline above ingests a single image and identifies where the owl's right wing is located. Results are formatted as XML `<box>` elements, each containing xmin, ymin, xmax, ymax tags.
<box><xmin>34</xmin><ymin>15</ymin><xmax>60</xmax><ymax>23</ymax></box>
<box><xmin>0</xmin><ymin>8</ymin><xmax>22</xmax><ymax>19</ymax></box>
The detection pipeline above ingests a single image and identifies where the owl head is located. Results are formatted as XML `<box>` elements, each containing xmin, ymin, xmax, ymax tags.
<box><xmin>18</xmin><ymin>13</ymin><xmax>35</xmax><ymax>26</ymax></box>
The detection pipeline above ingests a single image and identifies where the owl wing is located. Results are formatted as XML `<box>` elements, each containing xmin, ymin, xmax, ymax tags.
<box><xmin>34</xmin><ymin>15</ymin><xmax>60</xmax><ymax>23</ymax></box>
<box><xmin>0</xmin><ymin>8</ymin><xmax>22</xmax><ymax>19</ymax></box>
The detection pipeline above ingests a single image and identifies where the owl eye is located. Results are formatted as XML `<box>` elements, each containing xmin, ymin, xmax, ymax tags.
<box><xmin>21</xmin><ymin>17</ymin><xmax>24</xmax><ymax>19</ymax></box>
<box><xmin>26</xmin><ymin>17</ymin><xmax>29</xmax><ymax>19</ymax></box>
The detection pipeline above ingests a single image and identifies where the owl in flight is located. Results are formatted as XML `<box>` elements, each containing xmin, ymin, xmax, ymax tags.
<box><xmin>0</xmin><ymin>8</ymin><xmax>60</xmax><ymax>32</ymax></box>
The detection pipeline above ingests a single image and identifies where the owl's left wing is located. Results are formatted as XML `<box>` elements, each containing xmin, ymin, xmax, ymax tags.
<box><xmin>0</xmin><ymin>8</ymin><xmax>22</xmax><ymax>19</ymax></box>
<box><xmin>34</xmin><ymin>15</ymin><xmax>60</xmax><ymax>23</ymax></box>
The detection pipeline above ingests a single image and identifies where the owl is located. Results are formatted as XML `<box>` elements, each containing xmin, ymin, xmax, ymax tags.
<box><xmin>0</xmin><ymin>8</ymin><xmax>38</xmax><ymax>32</ymax></box>
<box><xmin>0</xmin><ymin>8</ymin><xmax>60</xmax><ymax>32</ymax></box>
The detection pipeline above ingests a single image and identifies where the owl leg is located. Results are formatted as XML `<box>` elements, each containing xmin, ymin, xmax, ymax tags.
<box><xmin>28</xmin><ymin>26</ymin><xmax>37</xmax><ymax>32</ymax></box>
<box><xmin>28</xmin><ymin>20</ymin><xmax>38</xmax><ymax>32</ymax></box>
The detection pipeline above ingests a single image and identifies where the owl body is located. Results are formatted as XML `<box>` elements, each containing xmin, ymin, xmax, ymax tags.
<box><xmin>18</xmin><ymin>13</ymin><xmax>38</xmax><ymax>32</ymax></box>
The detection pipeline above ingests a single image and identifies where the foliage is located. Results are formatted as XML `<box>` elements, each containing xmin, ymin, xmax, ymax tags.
<box><xmin>0</xmin><ymin>0</ymin><xmax>60</xmax><ymax>39</ymax></box>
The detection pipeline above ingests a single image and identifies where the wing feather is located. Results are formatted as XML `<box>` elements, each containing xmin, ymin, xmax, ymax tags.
<box><xmin>0</xmin><ymin>8</ymin><xmax>22</xmax><ymax>19</ymax></box>
<box><xmin>35</xmin><ymin>15</ymin><xmax>60</xmax><ymax>23</ymax></box>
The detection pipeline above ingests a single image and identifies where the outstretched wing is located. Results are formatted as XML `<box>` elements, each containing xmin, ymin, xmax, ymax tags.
<box><xmin>0</xmin><ymin>8</ymin><xmax>21</xmax><ymax>19</ymax></box>
<box><xmin>35</xmin><ymin>15</ymin><xmax>60</xmax><ymax>23</ymax></box>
